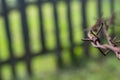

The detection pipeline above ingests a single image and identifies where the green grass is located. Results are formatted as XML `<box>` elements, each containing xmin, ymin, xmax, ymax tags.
<box><xmin>2</xmin><ymin>56</ymin><xmax>120</xmax><ymax>80</ymax></box>
<box><xmin>0</xmin><ymin>0</ymin><xmax>120</xmax><ymax>80</ymax></box>
<box><xmin>30</xmin><ymin>56</ymin><xmax>120</xmax><ymax>80</ymax></box>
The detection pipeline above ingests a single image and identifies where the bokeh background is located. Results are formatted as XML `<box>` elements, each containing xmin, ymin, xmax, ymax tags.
<box><xmin>0</xmin><ymin>0</ymin><xmax>120</xmax><ymax>80</ymax></box>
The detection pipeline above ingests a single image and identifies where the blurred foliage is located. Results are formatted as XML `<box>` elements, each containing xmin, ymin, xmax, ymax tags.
<box><xmin>0</xmin><ymin>0</ymin><xmax>120</xmax><ymax>80</ymax></box>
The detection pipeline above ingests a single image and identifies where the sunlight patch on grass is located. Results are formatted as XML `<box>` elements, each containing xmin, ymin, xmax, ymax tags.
<box><xmin>58</xmin><ymin>2</ymin><xmax>70</xmax><ymax>48</ymax></box>
<box><xmin>62</xmin><ymin>50</ymin><xmax>71</xmax><ymax>65</ymax></box>
<box><xmin>102</xmin><ymin>1</ymin><xmax>111</xmax><ymax>17</ymax></box>
<box><xmin>26</xmin><ymin>5</ymin><xmax>42</xmax><ymax>53</ymax></box>
<box><xmin>1</xmin><ymin>64</ymin><xmax>13</xmax><ymax>80</ymax></box>
<box><xmin>42</xmin><ymin>3</ymin><xmax>56</xmax><ymax>50</ymax></box>
<box><xmin>74</xmin><ymin>46</ymin><xmax>83</xmax><ymax>57</ymax></box>
<box><xmin>0</xmin><ymin>17</ymin><xmax>10</xmax><ymax>60</ymax></box>
<box><xmin>9</xmin><ymin>10</ymin><xmax>25</xmax><ymax>57</ymax></box>
<box><xmin>114</xmin><ymin>0</ymin><xmax>120</xmax><ymax>12</ymax></box>
<box><xmin>87</xmin><ymin>0</ymin><xmax>97</xmax><ymax>26</ymax></box>
<box><xmin>31</xmin><ymin>54</ymin><xmax>56</xmax><ymax>75</ymax></box>
<box><xmin>71</xmin><ymin>1</ymin><xmax>83</xmax><ymax>44</ymax></box>
<box><xmin>16</xmin><ymin>61</ymin><xmax>28</xmax><ymax>79</ymax></box>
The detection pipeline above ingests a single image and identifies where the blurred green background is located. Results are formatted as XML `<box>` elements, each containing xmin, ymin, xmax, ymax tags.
<box><xmin>0</xmin><ymin>0</ymin><xmax>120</xmax><ymax>80</ymax></box>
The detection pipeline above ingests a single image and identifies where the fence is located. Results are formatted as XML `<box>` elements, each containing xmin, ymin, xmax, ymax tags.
<box><xmin>0</xmin><ymin>0</ymin><xmax>116</xmax><ymax>79</ymax></box>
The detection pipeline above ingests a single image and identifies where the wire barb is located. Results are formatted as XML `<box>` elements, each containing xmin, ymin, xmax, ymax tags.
<box><xmin>82</xmin><ymin>14</ymin><xmax>120</xmax><ymax>60</ymax></box>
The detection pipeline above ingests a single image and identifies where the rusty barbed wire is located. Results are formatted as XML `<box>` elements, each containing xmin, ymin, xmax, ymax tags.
<box><xmin>82</xmin><ymin>13</ymin><xmax>120</xmax><ymax>59</ymax></box>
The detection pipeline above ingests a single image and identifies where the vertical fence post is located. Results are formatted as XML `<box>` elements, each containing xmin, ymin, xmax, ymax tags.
<box><xmin>52</xmin><ymin>0</ymin><xmax>63</xmax><ymax>68</ymax></box>
<box><xmin>18</xmin><ymin>0</ymin><xmax>32</xmax><ymax>75</ymax></box>
<box><xmin>0</xmin><ymin>63</ymin><xmax>2</xmax><ymax>80</ymax></box>
<box><xmin>110</xmin><ymin>0</ymin><xmax>115</xmax><ymax>37</ymax></box>
<box><xmin>81</xmin><ymin>0</ymin><xmax>90</xmax><ymax>57</ymax></box>
<box><xmin>97</xmin><ymin>0</ymin><xmax>102</xmax><ymax>18</ymax></box>
<box><xmin>110</xmin><ymin>0</ymin><xmax>114</xmax><ymax>13</ymax></box>
<box><xmin>38</xmin><ymin>0</ymin><xmax>46</xmax><ymax>51</ymax></box>
<box><xmin>1</xmin><ymin>0</ymin><xmax>16</xmax><ymax>78</ymax></box>
<box><xmin>66</xmin><ymin>0</ymin><xmax>77</xmax><ymax>65</ymax></box>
